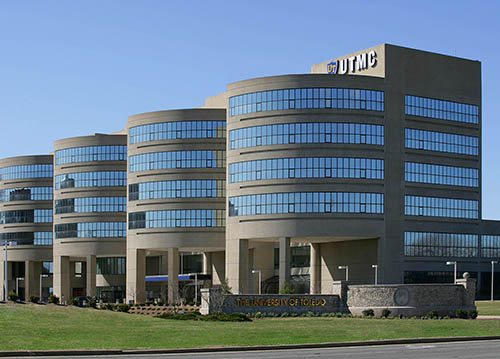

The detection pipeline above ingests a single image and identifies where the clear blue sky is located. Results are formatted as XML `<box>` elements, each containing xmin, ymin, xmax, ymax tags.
<box><xmin>0</xmin><ymin>1</ymin><xmax>499</xmax><ymax>218</ymax></box>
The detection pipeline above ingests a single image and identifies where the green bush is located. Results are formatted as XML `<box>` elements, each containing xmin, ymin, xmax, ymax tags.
<box><xmin>104</xmin><ymin>303</ymin><xmax>115</xmax><ymax>311</ymax></box>
<box><xmin>86</xmin><ymin>300</ymin><xmax>97</xmax><ymax>309</ymax></box>
<box><xmin>48</xmin><ymin>294</ymin><xmax>59</xmax><ymax>304</ymax></box>
<box><xmin>279</xmin><ymin>282</ymin><xmax>295</xmax><ymax>294</ymax></box>
<box><xmin>8</xmin><ymin>292</ymin><xmax>19</xmax><ymax>301</ymax></box>
<box><xmin>280</xmin><ymin>312</ymin><xmax>289</xmax><ymax>318</ymax></box>
<box><xmin>117</xmin><ymin>304</ymin><xmax>130</xmax><ymax>313</ymax></box>
<box><xmin>427</xmin><ymin>310</ymin><xmax>439</xmax><ymax>319</ymax></box>
<box><xmin>254</xmin><ymin>312</ymin><xmax>262</xmax><ymax>318</ymax></box>
<box><xmin>456</xmin><ymin>308</ymin><xmax>469</xmax><ymax>319</ymax></box>
<box><xmin>156</xmin><ymin>311</ymin><xmax>251</xmax><ymax>322</ymax></box>
<box><xmin>468</xmin><ymin>310</ymin><xmax>478</xmax><ymax>319</ymax></box>
<box><xmin>362</xmin><ymin>309</ymin><xmax>375</xmax><ymax>317</ymax></box>
<box><xmin>381</xmin><ymin>309</ymin><xmax>391</xmax><ymax>318</ymax></box>
<box><xmin>69</xmin><ymin>298</ymin><xmax>79</xmax><ymax>306</ymax></box>
<box><xmin>29</xmin><ymin>296</ymin><xmax>39</xmax><ymax>303</ymax></box>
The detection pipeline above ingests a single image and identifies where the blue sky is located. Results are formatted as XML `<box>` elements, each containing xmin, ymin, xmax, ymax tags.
<box><xmin>0</xmin><ymin>1</ymin><xmax>499</xmax><ymax>217</ymax></box>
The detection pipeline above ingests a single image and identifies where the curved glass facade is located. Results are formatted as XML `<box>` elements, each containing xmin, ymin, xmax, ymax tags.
<box><xmin>129</xmin><ymin>150</ymin><xmax>226</xmax><ymax>172</ymax></box>
<box><xmin>229</xmin><ymin>88</ymin><xmax>384</xmax><ymax>116</ymax></box>
<box><xmin>405</xmin><ymin>162</ymin><xmax>478</xmax><ymax>187</ymax></box>
<box><xmin>55</xmin><ymin>197</ymin><xmax>127</xmax><ymax>214</ymax></box>
<box><xmin>229</xmin><ymin>157</ymin><xmax>383</xmax><ymax>183</ymax></box>
<box><xmin>229</xmin><ymin>123</ymin><xmax>384</xmax><ymax>150</ymax></box>
<box><xmin>405</xmin><ymin>128</ymin><xmax>478</xmax><ymax>155</ymax></box>
<box><xmin>129</xmin><ymin>120</ymin><xmax>226</xmax><ymax>144</ymax></box>
<box><xmin>405</xmin><ymin>95</ymin><xmax>479</xmax><ymax>124</ymax></box>
<box><xmin>404</xmin><ymin>232</ymin><xmax>478</xmax><ymax>257</ymax></box>
<box><xmin>0</xmin><ymin>209</ymin><xmax>52</xmax><ymax>224</ymax></box>
<box><xmin>55</xmin><ymin>145</ymin><xmax>127</xmax><ymax>165</ymax></box>
<box><xmin>54</xmin><ymin>222</ymin><xmax>126</xmax><ymax>239</ymax></box>
<box><xmin>228</xmin><ymin>192</ymin><xmax>384</xmax><ymax>216</ymax></box>
<box><xmin>0</xmin><ymin>231</ymin><xmax>53</xmax><ymax>246</ymax></box>
<box><xmin>55</xmin><ymin>171</ymin><xmax>126</xmax><ymax>189</ymax></box>
<box><xmin>404</xmin><ymin>195</ymin><xmax>478</xmax><ymax>219</ymax></box>
<box><xmin>128</xmin><ymin>209</ymin><xmax>226</xmax><ymax>229</ymax></box>
<box><xmin>0</xmin><ymin>187</ymin><xmax>53</xmax><ymax>202</ymax></box>
<box><xmin>0</xmin><ymin>164</ymin><xmax>53</xmax><ymax>181</ymax></box>
<box><xmin>129</xmin><ymin>180</ymin><xmax>225</xmax><ymax>201</ymax></box>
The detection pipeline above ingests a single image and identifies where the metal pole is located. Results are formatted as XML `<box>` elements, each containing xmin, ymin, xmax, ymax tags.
<box><xmin>39</xmin><ymin>274</ymin><xmax>42</xmax><ymax>302</ymax></box>
<box><xmin>492</xmin><ymin>261</ymin><xmax>498</xmax><ymax>302</ymax></box>
<box><xmin>454</xmin><ymin>262</ymin><xmax>457</xmax><ymax>284</ymax></box>
<box><xmin>258</xmin><ymin>270</ymin><xmax>262</xmax><ymax>295</ymax></box>
<box><xmin>16</xmin><ymin>277</ymin><xmax>19</xmax><ymax>296</ymax></box>
<box><xmin>4</xmin><ymin>241</ymin><xmax>8</xmax><ymax>301</ymax></box>
<box><xmin>194</xmin><ymin>273</ymin><xmax>198</xmax><ymax>304</ymax></box>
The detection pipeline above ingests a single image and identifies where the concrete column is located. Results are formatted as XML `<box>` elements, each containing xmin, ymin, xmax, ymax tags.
<box><xmin>0</xmin><ymin>260</ymin><xmax>4</xmax><ymax>301</ymax></box>
<box><xmin>160</xmin><ymin>253</ymin><xmax>168</xmax><ymax>301</ymax></box>
<box><xmin>167</xmin><ymin>248</ymin><xmax>179</xmax><ymax>304</ymax></box>
<box><xmin>126</xmin><ymin>248</ymin><xmax>146</xmax><ymax>303</ymax></box>
<box><xmin>253</xmin><ymin>243</ymin><xmax>274</xmax><ymax>294</ymax></box>
<box><xmin>203</xmin><ymin>252</ymin><xmax>212</xmax><ymax>275</ymax></box>
<box><xmin>211</xmin><ymin>251</ymin><xmax>225</xmax><ymax>286</ymax></box>
<box><xmin>310</xmin><ymin>243</ymin><xmax>321</xmax><ymax>294</ymax></box>
<box><xmin>53</xmin><ymin>255</ymin><xmax>70</xmax><ymax>301</ymax></box>
<box><xmin>279</xmin><ymin>237</ymin><xmax>291</xmax><ymax>292</ymax></box>
<box><xmin>226</xmin><ymin>239</ymin><xmax>249</xmax><ymax>294</ymax></box>
<box><xmin>24</xmin><ymin>261</ymin><xmax>37</xmax><ymax>300</ymax></box>
<box><xmin>86</xmin><ymin>255</ymin><xmax>96</xmax><ymax>297</ymax></box>
<box><xmin>320</xmin><ymin>243</ymin><xmax>335</xmax><ymax>294</ymax></box>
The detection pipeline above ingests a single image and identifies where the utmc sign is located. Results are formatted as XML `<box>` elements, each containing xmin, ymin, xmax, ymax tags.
<box><xmin>327</xmin><ymin>50</ymin><xmax>377</xmax><ymax>75</ymax></box>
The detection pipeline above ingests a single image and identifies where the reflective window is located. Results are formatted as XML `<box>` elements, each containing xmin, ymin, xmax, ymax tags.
<box><xmin>55</xmin><ymin>171</ymin><xmax>126</xmax><ymax>189</ymax></box>
<box><xmin>405</xmin><ymin>128</ymin><xmax>478</xmax><ymax>155</ymax></box>
<box><xmin>405</xmin><ymin>162</ymin><xmax>478</xmax><ymax>187</ymax></box>
<box><xmin>0</xmin><ymin>231</ymin><xmax>52</xmax><ymax>246</ymax></box>
<box><xmin>129</xmin><ymin>150</ymin><xmax>226</xmax><ymax>172</ymax></box>
<box><xmin>404</xmin><ymin>195</ymin><xmax>478</xmax><ymax>219</ymax></box>
<box><xmin>229</xmin><ymin>88</ymin><xmax>384</xmax><ymax>116</ymax></box>
<box><xmin>229</xmin><ymin>192</ymin><xmax>384</xmax><ymax>216</ymax></box>
<box><xmin>229</xmin><ymin>157</ymin><xmax>383</xmax><ymax>183</ymax></box>
<box><xmin>97</xmin><ymin>257</ymin><xmax>126</xmax><ymax>275</ymax></box>
<box><xmin>404</xmin><ymin>232</ymin><xmax>478</xmax><ymax>257</ymax></box>
<box><xmin>405</xmin><ymin>95</ymin><xmax>479</xmax><ymax>124</ymax></box>
<box><xmin>55</xmin><ymin>197</ymin><xmax>126</xmax><ymax>214</ymax></box>
<box><xmin>229</xmin><ymin>122</ymin><xmax>384</xmax><ymax>150</ymax></box>
<box><xmin>55</xmin><ymin>145</ymin><xmax>127</xmax><ymax>165</ymax></box>
<box><xmin>128</xmin><ymin>209</ymin><xmax>226</xmax><ymax>229</ymax></box>
<box><xmin>0</xmin><ymin>209</ymin><xmax>52</xmax><ymax>224</ymax></box>
<box><xmin>0</xmin><ymin>187</ymin><xmax>53</xmax><ymax>202</ymax></box>
<box><xmin>0</xmin><ymin>164</ymin><xmax>53</xmax><ymax>181</ymax></box>
<box><xmin>129</xmin><ymin>180</ymin><xmax>225</xmax><ymax>201</ymax></box>
<box><xmin>54</xmin><ymin>222</ymin><xmax>126</xmax><ymax>239</ymax></box>
<box><xmin>129</xmin><ymin>121</ymin><xmax>226</xmax><ymax>144</ymax></box>
<box><xmin>481</xmin><ymin>236</ymin><xmax>500</xmax><ymax>258</ymax></box>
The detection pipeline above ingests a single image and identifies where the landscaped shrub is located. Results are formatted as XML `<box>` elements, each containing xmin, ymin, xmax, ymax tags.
<box><xmin>117</xmin><ymin>304</ymin><xmax>130</xmax><ymax>313</ymax></box>
<box><xmin>69</xmin><ymin>298</ymin><xmax>79</xmax><ymax>306</ymax></box>
<box><xmin>381</xmin><ymin>309</ymin><xmax>391</xmax><ymax>318</ymax></box>
<box><xmin>427</xmin><ymin>310</ymin><xmax>439</xmax><ymax>319</ymax></box>
<box><xmin>48</xmin><ymin>294</ymin><xmax>59</xmax><ymax>304</ymax></box>
<box><xmin>468</xmin><ymin>310</ymin><xmax>478</xmax><ymax>319</ymax></box>
<box><xmin>280</xmin><ymin>312</ymin><xmax>289</xmax><ymax>318</ymax></box>
<box><xmin>362</xmin><ymin>309</ymin><xmax>375</xmax><ymax>317</ymax></box>
<box><xmin>156</xmin><ymin>311</ymin><xmax>251</xmax><ymax>322</ymax></box>
<box><xmin>86</xmin><ymin>300</ymin><xmax>97</xmax><ymax>309</ymax></box>
<box><xmin>29</xmin><ymin>296</ymin><xmax>39</xmax><ymax>303</ymax></box>
<box><xmin>8</xmin><ymin>292</ymin><xmax>19</xmax><ymax>301</ymax></box>
<box><xmin>254</xmin><ymin>312</ymin><xmax>262</xmax><ymax>318</ymax></box>
<box><xmin>456</xmin><ymin>308</ymin><xmax>468</xmax><ymax>319</ymax></box>
<box><xmin>104</xmin><ymin>303</ymin><xmax>115</xmax><ymax>311</ymax></box>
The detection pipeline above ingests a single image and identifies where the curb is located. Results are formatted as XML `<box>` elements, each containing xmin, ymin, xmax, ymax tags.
<box><xmin>1</xmin><ymin>336</ymin><xmax>500</xmax><ymax>357</ymax></box>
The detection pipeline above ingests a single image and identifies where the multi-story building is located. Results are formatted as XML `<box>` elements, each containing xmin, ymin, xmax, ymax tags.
<box><xmin>1</xmin><ymin>43</ymin><xmax>499</xmax><ymax>302</ymax></box>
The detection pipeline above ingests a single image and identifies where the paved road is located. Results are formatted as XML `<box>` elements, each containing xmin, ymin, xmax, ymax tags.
<box><xmin>5</xmin><ymin>340</ymin><xmax>500</xmax><ymax>359</ymax></box>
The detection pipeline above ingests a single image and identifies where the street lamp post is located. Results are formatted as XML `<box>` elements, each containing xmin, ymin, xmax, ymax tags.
<box><xmin>446</xmin><ymin>261</ymin><xmax>457</xmax><ymax>284</ymax></box>
<box><xmin>338</xmin><ymin>266</ymin><xmax>349</xmax><ymax>281</ymax></box>
<box><xmin>492</xmin><ymin>261</ymin><xmax>498</xmax><ymax>302</ymax></box>
<box><xmin>251</xmin><ymin>269</ymin><xmax>262</xmax><ymax>294</ymax></box>
<box><xmin>372</xmin><ymin>264</ymin><xmax>378</xmax><ymax>285</ymax></box>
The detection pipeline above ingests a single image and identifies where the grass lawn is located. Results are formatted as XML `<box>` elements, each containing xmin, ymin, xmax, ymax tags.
<box><xmin>1</xmin><ymin>303</ymin><xmax>500</xmax><ymax>351</ymax></box>
<box><xmin>476</xmin><ymin>301</ymin><xmax>500</xmax><ymax>316</ymax></box>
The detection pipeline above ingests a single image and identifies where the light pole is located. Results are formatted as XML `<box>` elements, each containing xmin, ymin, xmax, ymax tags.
<box><xmin>492</xmin><ymin>261</ymin><xmax>498</xmax><ymax>302</ymax></box>
<box><xmin>446</xmin><ymin>261</ymin><xmax>457</xmax><ymax>284</ymax></box>
<box><xmin>251</xmin><ymin>269</ymin><xmax>261</xmax><ymax>294</ymax></box>
<box><xmin>338</xmin><ymin>266</ymin><xmax>349</xmax><ymax>281</ymax></box>
<box><xmin>372</xmin><ymin>264</ymin><xmax>378</xmax><ymax>285</ymax></box>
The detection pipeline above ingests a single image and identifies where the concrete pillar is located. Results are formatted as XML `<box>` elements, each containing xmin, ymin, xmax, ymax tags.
<box><xmin>226</xmin><ymin>239</ymin><xmax>249</xmax><ymax>294</ymax></box>
<box><xmin>167</xmin><ymin>248</ymin><xmax>179</xmax><ymax>304</ymax></box>
<box><xmin>24</xmin><ymin>261</ymin><xmax>37</xmax><ymax>300</ymax></box>
<box><xmin>203</xmin><ymin>252</ymin><xmax>212</xmax><ymax>275</ymax></box>
<box><xmin>160</xmin><ymin>253</ymin><xmax>168</xmax><ymax>301</ymax></box>
<box><xmin>279</xmin><ymin>237</ymin><xmax>291</xmax><ymax>292</ymax></box>
<box><xmin>126</xmin><ymin>248</ymin><xmax>146</xmax><ymax>303</ymax></box>
<box><xmin>320</xmin><ymin>243</ymin><xmax>335</xmax><ymax>294</ymax></box>
<box><xmin>211</xmin><ymin>251</ymin><xmax>225</xmax><ymax>286</ymax></box>
<box><xmin>86</xmin><ymin>255</ymin><xmax>96</xmax><ymax>298</ymax></box>
<box><xmin>310</xmin><ymin>243</ymin><xmax>321</xmax><ymax>294</ymax></box>
<box><xmin>252</xmin><ymin>243</ymin><xmax>274</xmax><ymax>294</ymax></box>
<box><xmin>53</xmin><ymin>255</ymin><xmax>70</xmax><ymax>301</ymax></box>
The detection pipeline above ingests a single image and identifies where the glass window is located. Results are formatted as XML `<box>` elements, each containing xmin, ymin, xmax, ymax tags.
<box><xmin>405</xmin><ymin>95</ymin><xmax>479</xmax><ymax>124</ymax></box>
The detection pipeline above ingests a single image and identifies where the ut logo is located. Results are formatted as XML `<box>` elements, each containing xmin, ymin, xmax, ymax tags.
<box><xmin>327</xmin><ymin>61</ymin><xmax>338</xmax><ymax>74</ymax></box>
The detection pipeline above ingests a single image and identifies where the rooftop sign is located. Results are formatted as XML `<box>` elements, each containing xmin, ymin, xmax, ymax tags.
<box><xmin>327</xmin><ymin>50</ymin><xmax>377</xmax><ymax>75</ymax></box>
